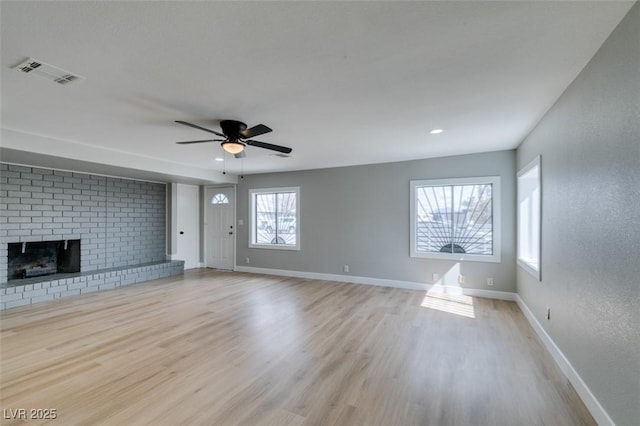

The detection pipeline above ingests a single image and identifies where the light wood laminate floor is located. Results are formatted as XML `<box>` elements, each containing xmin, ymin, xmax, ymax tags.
<box><xmin>1</xmin><ymin>269</ymin><xmax>594</xmax><ymax>425</ymax></box>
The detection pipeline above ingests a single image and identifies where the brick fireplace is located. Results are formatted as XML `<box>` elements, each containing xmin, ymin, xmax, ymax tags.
<box><xmin>1</xmin><ymin>163</ymin><xmax>184</xmax><ymax>310</ymax></box>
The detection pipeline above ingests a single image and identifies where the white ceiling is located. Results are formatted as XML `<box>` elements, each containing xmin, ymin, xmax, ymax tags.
<box><xmin>0</xmin><ymin>1</ymin><xmax>633</xmax><ymax>183</ymax></box>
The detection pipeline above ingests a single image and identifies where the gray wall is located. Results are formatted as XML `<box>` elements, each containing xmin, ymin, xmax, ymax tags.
<box><xmin>237</xmin><ymin>150</ymin><xmax>516</xmax><ymax>292</ymax></box>
<box><xmin>516</xmin><ymin>4</ymin><xmax>639</xmax><ymax>425</ymax></box>
<box><xmin>0</xmin><ymin>163</ymin><xmax>167</xmax><ymax>283</ymax></box>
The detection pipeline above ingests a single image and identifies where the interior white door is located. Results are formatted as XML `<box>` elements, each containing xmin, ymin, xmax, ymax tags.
<box><xmin>205</xmin><ymin>186</ymin><xmax>235</xmax><ymax>270</ymax></box>
<box><xmin>176</xmin><ymin>183</ymin><xmax>199</xmax><ymax>269</ymax></box>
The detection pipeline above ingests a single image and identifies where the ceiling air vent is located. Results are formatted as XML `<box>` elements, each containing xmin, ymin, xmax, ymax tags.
<box><xmin>13</xmin><ymin>58</ymin><xmax>84</xmax><ymax>85</ymax></box>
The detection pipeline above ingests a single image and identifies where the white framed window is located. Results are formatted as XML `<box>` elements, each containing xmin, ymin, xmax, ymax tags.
<box><xmin>249</xmin><ymin>187</ymin><xmax>300</xmax><ymax>250</ymax></box>
<box><xmin>517</xmin><ymin>156</ymin><xmax>541</xmax><ymax>280</ymax></box>
<box><xmin>410</xmin><ymin>176</ymin><xmax>501</xmax><ymax>262</ymax></box>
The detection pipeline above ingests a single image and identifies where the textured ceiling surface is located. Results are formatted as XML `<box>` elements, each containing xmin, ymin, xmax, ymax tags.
<box><xmin>0</xmin><ymin>1</ymin><xmax>633</xmax><ymax>181</ymax></box>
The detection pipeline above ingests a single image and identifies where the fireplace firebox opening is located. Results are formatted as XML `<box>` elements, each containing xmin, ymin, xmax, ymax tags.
<box><xmin>7</xmin><ymin>240</ymin><xmax>80</xmax><ymax>281</ymax></box>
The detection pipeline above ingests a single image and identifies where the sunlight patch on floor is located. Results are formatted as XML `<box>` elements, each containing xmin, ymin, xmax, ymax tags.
<box><xmin>420</xmin><ymin>291</ymin><xmax>475</xmax><ymax>318</ymax></box>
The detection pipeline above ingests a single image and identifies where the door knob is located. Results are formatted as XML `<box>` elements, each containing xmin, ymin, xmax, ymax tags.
<box><xmin>228</xmin><ymin>231</ymin><xmax>233</xmax><ymax>235</ymax></box>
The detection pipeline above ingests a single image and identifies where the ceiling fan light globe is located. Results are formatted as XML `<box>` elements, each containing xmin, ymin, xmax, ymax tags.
<box><xmin>222</xmin><ymin>141</ymin><xmax>245</xmax><ymax>155</ymax></box>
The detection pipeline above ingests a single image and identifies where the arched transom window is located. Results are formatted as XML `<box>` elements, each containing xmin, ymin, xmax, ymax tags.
<box><xmin>211</xmin><ymin>193</ymin><xmax>229</xmax><ymax>204</ymax></box>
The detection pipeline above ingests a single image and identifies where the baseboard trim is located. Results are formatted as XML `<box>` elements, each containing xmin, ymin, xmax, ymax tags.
<box><xmin>234</xmin><ymin>266</ymin><xmax>516</xmax><ymax>301</ymax></box>
<box><xmin>515</xmin><ymin>295</ymin><xmax>613</xmax><ymax>426</ymax></box>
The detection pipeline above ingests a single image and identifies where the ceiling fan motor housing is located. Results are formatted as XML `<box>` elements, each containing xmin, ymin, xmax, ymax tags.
<box><xmin>220</xmin><ymin>120</ymin><xmax>247</xmax><ymax>138</ymax></box>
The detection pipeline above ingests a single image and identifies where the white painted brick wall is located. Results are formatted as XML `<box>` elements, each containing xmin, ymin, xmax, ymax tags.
<box><xmin>1</xmin><ymin>163</ymin><xmax>167</xmax><ymax>283</ymax></box>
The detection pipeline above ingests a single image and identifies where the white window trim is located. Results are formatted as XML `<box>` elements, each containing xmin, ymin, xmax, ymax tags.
<box><xmin>410</xmin><ymin>176</ymin><xmax>501</xmax><ymax>263</ymax></box>
<box><xmin>249</xmin><ymin>186</ymin><xmax>300</xmax><ymax>251</ymax></box>
<box><xmin>517</xmin><ymin>156</ymin><xmax>541</xmax><ymax>280</ymax></box>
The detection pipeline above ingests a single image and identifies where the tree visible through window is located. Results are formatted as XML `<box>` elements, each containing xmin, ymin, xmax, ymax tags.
<box><xmin>249</xmin><ymin>187</ymin><xmax>299</xmax><ymax>249</ymax></box>
<box><xmin>410</xmin><ymin>176</ymin><xmax>501</xmax><ymax>262</ymax></box>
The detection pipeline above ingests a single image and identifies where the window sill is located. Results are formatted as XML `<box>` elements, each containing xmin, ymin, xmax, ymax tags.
<box><xmin>249</xmin><ymin>243</ymin><xmax>300</xmax><ymax>251</ymax></box>
<box><xmin>518</xmin><ymin>259</ymin><xmax>541</xmax><ymax>280</ymax></box>
<box><xmin>411</xmin><ymin>250</ymin><xmax>500</xmax><ymax>263</ymax></box>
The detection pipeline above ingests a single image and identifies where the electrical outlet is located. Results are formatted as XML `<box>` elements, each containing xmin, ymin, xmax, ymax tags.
<box><xmin>432</xmin><ymin>273</ymin><xmax>439</xmax><ymax>282</ymax></box>
<box><xmin>343</xmin><ymin>264</ymin><xmax>349</xmax><ymax>273</ymax></box>
<box><xmin>245</xmin><ymin>257</ymin><xmax>250</xmax><ymax>264</ymax></box>
<box><xmin>458</xmin><ymin>275</ymin><xmax>465</xmax><ymax>284</ymax></box>
<box><xmin>487</xmin><ymin>277</ymin><xmax>494</xmax><ymax>286</ymax></box>
<box><xmin>546</xmin><ymin>307</ymin><xmax>551</xmax><ymax>320</ymax></box>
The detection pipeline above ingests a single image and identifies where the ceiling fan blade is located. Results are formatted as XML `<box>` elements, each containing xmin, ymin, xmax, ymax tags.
<box><xmin>176</xmin><ymin>139</ymin><xmax>224</xmax><ymax>144</ymax></box>
<box><xmin>245</xmin><ymin>140</ymin><xmax>292</xmax><ymax>154</ymax></box>
<box><xmin>234</xmin><ymin>151</ymin><xmax>246</xmax><ymax>159</ymax></box>
<box><xmin>175</xmin><ymin>120</ymin><xmax>225</xmax><ymax>137</ymax></box>
<box><xmin>240</xmin><ymin>124</ymin><xmax>272</xmax><ymax>139</ymax></box>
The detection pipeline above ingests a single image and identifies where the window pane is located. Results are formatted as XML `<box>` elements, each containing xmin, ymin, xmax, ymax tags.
<box><xmin>211</xmin><ymin>193</ymin><xmax>229</xmax><ymax>204</ymax></box>
<box><xmin>416</xmin><ymin>184</ymin><xmax>493</xmax><ymax>255</ymax></box>
<box><xmin>517</xmin><ymin>158</ymin><xmax>541</xmax><ymax>278</ymax></box>
<box><xmin>416</xmin><ymin>185</ymin><xmax>451</xmax><ymax>253</ymax></box>
<box><xmin>255</xmin><ymin>193</ymin><xmax>276</xmax><ymax>244</ymax></box>
<box><xmin>276</xmin><ymin>192</ymin><xmax>297</xmax><ymax>245</ymax></box>
<box><xmin>253</xmin><ymin>191</ymin><xmax>297</xmax><ymax>246</ymax></box>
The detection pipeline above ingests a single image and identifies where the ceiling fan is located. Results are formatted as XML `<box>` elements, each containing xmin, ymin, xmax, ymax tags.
<box><xmin>175</xmin><ymin>119</ymin><xmax>292</xmax><ymax>158</ymax></box>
